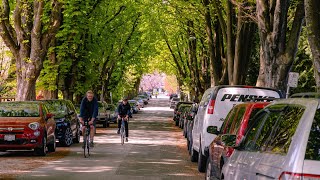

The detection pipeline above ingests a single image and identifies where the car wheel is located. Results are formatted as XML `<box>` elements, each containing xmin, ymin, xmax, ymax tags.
<box><xmin>73</xmin><ymin>127</ymin><xmax>80</xmax><ymax>143</ymax></box>
<box><xmin>34</xmin><ymin>136</ymin><xmax>47</xmax><ymax>156</ymax></box>
<box><xmin>198</xmin><ymin>145</ymin><xmax>207</xmax><ymax>172</ymax></box>
<box><xmin>60</xmin><ymin>127</ymin><xmax>73</xmax><ymax>147</ymax></box>
<box><xmin>187</xmin><ymin>139</ymin><xmax>190</xmax><ymax>151</ymax></box>
<box><xmin>190</xmin><ymin>143</ymin><xmax>198</xmax><ymax>162</ymax></box>
<box><xmin>47</xmin><ymin>135</ymin><xmax>56</xmax><ymax>152</ymax></box>
<box><xmin>206</xmin><ymin>158</ymin><xmax>216</xmax><ymax>180</ymax></box>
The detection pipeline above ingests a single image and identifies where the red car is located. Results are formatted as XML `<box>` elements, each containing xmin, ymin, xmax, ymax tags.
<box><xmin>0</xmin><ymin>101</ymin><xmax>56</xmax><ymax>156</ymax></box>
<box><xmin>205</xmin><ymin>102</ymin><xmax>270</xmax><ymax>179</ymax></box>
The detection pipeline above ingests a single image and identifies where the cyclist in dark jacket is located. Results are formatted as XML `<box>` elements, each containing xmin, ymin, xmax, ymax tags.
<box><xmin>79</xmin><ymin>90</ymin><xmax>98</xmax><ymax>147</ymax></box>
<box><xmin>117</xmin><ymin>98</ymin><xmax>131</xmax><ymax>142</ymax></box>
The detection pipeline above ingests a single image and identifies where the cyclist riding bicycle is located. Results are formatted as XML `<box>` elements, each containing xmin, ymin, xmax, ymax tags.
<box><xmin>79</xmin><ymin>90</ymin><xmax>98</xmax><ymax>148</ymax></box>
<box><xmin>117</xmin><ymin>98</ymin><xmax>131</xmax><ymax>142</ymax></box>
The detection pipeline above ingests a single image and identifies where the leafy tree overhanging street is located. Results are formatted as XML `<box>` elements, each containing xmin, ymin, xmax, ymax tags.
<box><xmin>0</xmin><ymin>0</ymin><xmax>318</xmax><ymax>101</ymax></box>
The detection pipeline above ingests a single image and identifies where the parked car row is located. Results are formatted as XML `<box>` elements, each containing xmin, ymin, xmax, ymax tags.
<box><xmin>0</xmin><ymin>98</ymin><xmax>121</xmax><ymax>156</ymax></box>
<box><xmin>174</xmin><ymin>86</ymin><xmax>320</xmax><ymax>179</ymax></box>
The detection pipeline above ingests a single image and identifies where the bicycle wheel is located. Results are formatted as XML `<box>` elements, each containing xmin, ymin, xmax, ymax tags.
<box><xmin>83</xmin><ymin>135</ymin><xmax>87</xmax><ymax>158</ymax></box>
<box><xmin>120</xmin><ymin>127</ymin><xmax>124</xmax><ymax>145</ymax></box>
<box><xmin>87</xmin><ymin>137</ymin><xmax>90</xmax><ymax>157</ymax></box>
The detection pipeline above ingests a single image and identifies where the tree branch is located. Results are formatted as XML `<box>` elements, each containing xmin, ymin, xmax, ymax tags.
<box><xmin>0</xmin><ymin>0</ymin><xmax>18</xmax><ymax>55</ymax></box>
<box><xmin>285</xmin><ymin>0</ymin><xmax>305</xmax><ymax>60</ymax></box>
<box><xmin>41</xmin><ymin>0</ymin><xmax>62</xmax><ymax>52</ymax></box>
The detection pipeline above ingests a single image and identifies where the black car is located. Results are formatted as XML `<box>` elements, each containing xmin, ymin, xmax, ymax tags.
<box><xmin>173</xmin><ymin>102</ymin><xmax>193</xmax><ymax>121</ymax></box>
<box><xmin>42</xmin><ymin>99</ymin><xmax>80</xmax><ymax>147</ymax></box>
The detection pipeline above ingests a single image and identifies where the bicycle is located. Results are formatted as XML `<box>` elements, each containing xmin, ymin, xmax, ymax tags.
<box><xmin>119</xmin><ymin>117</ymin><xmax>128</xmax><ymax>145</ymax></box>
<box><xmin>83</xmin><ymin>120</ymin><xmax>91</xmax><ymax>158</ymax></box>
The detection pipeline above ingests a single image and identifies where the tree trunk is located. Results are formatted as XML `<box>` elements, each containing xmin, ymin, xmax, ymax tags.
<box><xmin>256</xmin><ymin>0</ymin><xmax>304</xmax><ymax>91</ymax></box>
<box><xmin>0</xmin><ymin>0</ymin><xmax>62</xmax><ymax>101</ymax></box>
<box><xmin>226</xmin><ymin>0</ymin><xmax>235</xmax><ymax>85</ymax></box>
<box><xmin>203</xmin><ymin>0</ymin><xmax>220</xmax><ymax>86</ymax></box>
<box><xmin>305</xmin><ymin>0</ymin><xmax>320</xmax><ymax>92</ymax></box>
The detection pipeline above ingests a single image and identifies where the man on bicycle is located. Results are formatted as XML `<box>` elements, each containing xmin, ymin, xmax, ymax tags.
<box><xmin>79</xmin><ymin>90</ymin><xmax>98</xmax><ymax>148</ymax></box>
<box><xmin>117</xmin><ymin>98</ymin><xmax>131</xmax><ymax>142</ymax></box>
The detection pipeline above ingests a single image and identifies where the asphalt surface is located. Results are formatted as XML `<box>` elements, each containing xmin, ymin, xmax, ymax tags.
<box><xmin>6</xmin><ymin>95</ymin><xmax>203</xmax><ymax>180</ymax></box>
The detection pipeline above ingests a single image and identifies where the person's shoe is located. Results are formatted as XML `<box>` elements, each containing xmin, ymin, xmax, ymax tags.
<box><xmin>125</xmin><ymin>138</ymin><xmax>128</xmax><ymax>142</ymax></box>
<box><xmin>117</xmin><ymin>129</ymin><xmax>120</xmax><ymax>134</ymax></box>
<box><xmin>90</xmin><ymin>141</ymin><xmax>94</xmax><ymax>148</ymax></box>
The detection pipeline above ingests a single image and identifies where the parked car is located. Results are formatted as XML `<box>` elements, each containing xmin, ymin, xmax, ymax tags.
<box><xmin>291</xmin><ymin>92</ymin><xmax>320</xmax><ymax>98</ymax></box>
<box><xmin>183</xmin><ymin>103</ymin><xmax>198</xmax><ymax>138</ymax></box>
<box><xmin>133</xmin><ymin>97</ymin><xmax>145</xmax><ymax>108</ymax></box>
<box><xmin>0</xmin><ymin>101</ymin><xmax>56</xmax><ymax>156</ymax></box>
<box><xmin>173</xmin><ymin>102</ymin><xmax>193</xmax><ymax>121</ymax></box>
<box><xmin>96</xmin><ymin>101</ymin><xmax>109</xmax><ymax>128</ymax></box>
<box><xmin>139</xmin><ymin>93</ymin><xmax>150</xmax><ymax>100</ymax></box>
<box><xmin>42</xmin><ymin>100</ymin><xmax>80</xmax><ymax>147</ymax></box>
<box><xmin>106</xmin><ymin>104</ymin><xmax>118</xmax><ymax>124</ymax></box>
<box><xmin>174</xmin><ymin>104</ymin><xmax>190</xmax><ymax>126</ymax></box>
<box><xmin>205</xmin><ymin>102</ymin><xmax>270</xmax><ymax>179</ymax></box>
<box><xmin>178</xmin><ymin>104</ymin><xmax>193</xmax><ymax>129</ymax></box>
<box><xmin>170</xmin><ymin>93</ymin><xmax>178</xmax><ymax>100</ymax></box>
<box><xmin>170</xmin><ymin>97</ymin><xmax>180</xmax><ymax>109</ymax></box>
<box><xmin>128</xmin><ymin>100</ymin><xmax>139</xmax><ymax>114</ymax></box>
<box><xmin>187</xmin><ymin>104</ymin><xmax>199</xmax><ymax>154</ymax></box>
<box><xmin>146</xmin><ymin>91</ymin><xmax>152</xmax><ymax>99</ymax></box>
<box><xmin>221</xmin><ymin>98</ymin><xmax>320</xmax><ymax>180</ymax></box>
<box><xmin>191</xmin><ymin>85</ymin><xmax>283</xmax><ymax>172</ymax></box>
<box><xmin>138</xmin><ymin>95</ymin><xmax>149</xmax><ymax>105</ymax></box>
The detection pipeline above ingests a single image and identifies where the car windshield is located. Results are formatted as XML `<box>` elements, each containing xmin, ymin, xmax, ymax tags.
<box><xmin>107</xmin><ymin>105</ymin><xmax>116</xmax><ymax>111</ymax></box>
<box><xmin>45</xmin><ymin>101</ymin><xmax>68</xmax><ymax>118</ymax></box>
<box><xmin>305</xmin><ymin>109</ymin><xmax>320</xmax><ymax>161</ymax></box>
<box><xmin>98</xmin><ymin>102</ymin><xmax>106</xmax><ymax>112</ymax></box>
<box><xmin>0</xmin><ymin>102</ymin><xmax>40</xmax><ymax>117</ymax></box>
<box><xmin>172</xmin><ymin>98</ymin><xmax>180</xmax><ymax>101</ymax></box>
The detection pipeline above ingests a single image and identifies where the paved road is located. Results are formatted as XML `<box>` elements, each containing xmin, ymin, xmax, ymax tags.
<box><xmin>13</xmin><ymin>96</ymin><xmax>203</xmax><ymax>180</ymax></box>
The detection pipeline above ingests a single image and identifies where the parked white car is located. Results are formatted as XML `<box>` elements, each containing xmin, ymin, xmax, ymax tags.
<box><xmin>191</xmin><ymin>85</ymin><xmax>282</xmax><ymax>172</ymax></box>
<box><xmin>221</xmin><ymin>98</ymin><xmax>320</xmax><ymax>180</ymax></box>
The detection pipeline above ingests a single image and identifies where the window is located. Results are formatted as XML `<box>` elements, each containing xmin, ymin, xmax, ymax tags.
<box><xmin>221</xmin><ymin>107</ymin><xmax>238</xmax><ymax>134</ymax></box>
<box><xmin>241</xmin><ymin>104</ymin><xmax>305</xmax><ymax>155</ymax></box>
<box><xmin>200</xmin><ymin>91</ymin><xmax>211</xmax><ymax>106</ymax></box>
<box><xmin>0</xmin><ymin>102</ymin><xmax>40</xmax><ymax>117</ymax></box>
<box><xmin>230</xmin><ymin>107</ymin><xmax>246</xmax><ymax>134</ymax></box>
<box><xmin>305</xmin><ymin>109</ymin><xmax>320</xmax><ymax>161</ymax></box>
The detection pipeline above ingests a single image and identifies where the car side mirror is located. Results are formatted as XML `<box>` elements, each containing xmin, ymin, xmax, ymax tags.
<box><xmin>221</xmin><ymin>134</ymin><xmax>237</xmax><ymax>147</ymax></box>
<box><xmin>207</xmin><ymin>126</ymin><xmax>219</xmax><ymax>135</ymax></box>
<box><xmin>46</xmin><ymin>113</ymin><xmax>54</xmax><ymax>120</ymax></box>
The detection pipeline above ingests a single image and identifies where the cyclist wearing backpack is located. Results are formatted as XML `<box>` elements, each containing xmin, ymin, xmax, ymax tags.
<box><xmin>117</xmin><ymin>98</ymin><xmax>131</xmax><ymax>142</ymax></box>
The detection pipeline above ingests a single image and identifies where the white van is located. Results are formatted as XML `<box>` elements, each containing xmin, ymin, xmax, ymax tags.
<box><xmin>191</xmin><ymin>85</ymin><xmax>283</xmax><ymax>172</ymax></box>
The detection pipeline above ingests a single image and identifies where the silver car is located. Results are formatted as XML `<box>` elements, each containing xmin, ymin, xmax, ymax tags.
<box><xmin>170</xmin><ymin>97</ymin><xmax>180</xmax><ymax>109</ymax></box>
<box><xmin>221</xmin><ymin>98</ymin><xmax>320</xmax><ymax>180</ymax></box>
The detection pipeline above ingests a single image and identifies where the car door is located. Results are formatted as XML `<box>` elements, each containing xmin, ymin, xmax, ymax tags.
<box><xmin>228</xmin><ymin>104</ymin><xmax>306</xmax><ymax>180</ymax></box>
<box><xmin>42</xmin><ymin>104</ymin><xmax>55</xmax><ymax>143</ymax></box>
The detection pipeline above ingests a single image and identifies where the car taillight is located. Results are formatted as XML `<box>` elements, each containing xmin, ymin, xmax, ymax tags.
<box><xmin>279</xmin><ymin>172</ymin><xmax>320</xmax><ymax>180</ymax></box>
<box><xmin>207</xmin><ymin>100</ymin><xmax>215</xmax><ymax>114</ymax></box>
